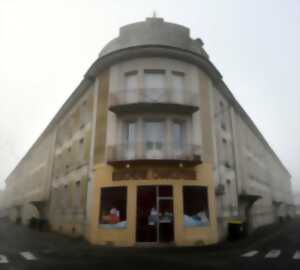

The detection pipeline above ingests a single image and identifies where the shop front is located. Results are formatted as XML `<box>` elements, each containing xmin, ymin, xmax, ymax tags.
<box><xmin>87</xmin><ymin>163</ymin><xmax>218</xmax><ymax>247</ymax></box>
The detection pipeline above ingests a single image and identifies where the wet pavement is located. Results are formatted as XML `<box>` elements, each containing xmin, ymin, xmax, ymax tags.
<box><xmin>0</xmin><ymin>217</ymin><xmax>299</xmax><ymax>269</ymax></box>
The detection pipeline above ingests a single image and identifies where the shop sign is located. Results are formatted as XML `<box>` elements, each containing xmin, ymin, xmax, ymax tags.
<box><xmin>112</xmin><ymin>168</ymin><xmax>196</xmax><ymax>181</ymax></box>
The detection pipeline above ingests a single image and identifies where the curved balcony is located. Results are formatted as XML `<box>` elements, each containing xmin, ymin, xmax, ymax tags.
<box><xmin>109</xmin><ymin>88</ymin><xmax>199</xmax><ymax>114</ymax></box>
<box><xmin>107</xmin><ymin>142</ymin><xmax>202</xmax><ymax>165</ymax></box>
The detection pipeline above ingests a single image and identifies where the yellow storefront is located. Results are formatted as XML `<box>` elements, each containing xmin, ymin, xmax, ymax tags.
<box><xmin>86</xmin><ymin>163</ymin><xmax>218</xmax><ymax>246</ymax></box>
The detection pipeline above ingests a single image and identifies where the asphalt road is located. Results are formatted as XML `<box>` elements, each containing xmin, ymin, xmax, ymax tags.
<box><xmin>0</xmin><ymin>217</ymin><xmax>299</xmax><ymax>270</ymax></box>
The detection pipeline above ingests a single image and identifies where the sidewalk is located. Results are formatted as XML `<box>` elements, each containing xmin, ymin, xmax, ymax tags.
<box><xmin>0</xmin><ymin>217</ymin><xmax>296</xmax><ymax>258</ymax></box>
<box><xmin>208</xmin><ymin>218</ymin><xmax>295</xmax><ymax>252</ymax></box>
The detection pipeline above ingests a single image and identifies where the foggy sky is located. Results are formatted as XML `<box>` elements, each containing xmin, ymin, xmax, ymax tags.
<box><xmin>0</xmin><ymin>0</ymin><xmax>299</xmax><ymax>191</ymax></box>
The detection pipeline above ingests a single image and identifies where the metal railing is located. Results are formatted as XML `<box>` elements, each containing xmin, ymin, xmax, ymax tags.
<box><xmin>109</xmin><ymin>88</ymin><xmax>198</xmax><ymax>107</ymax></box>
<box><xmin>107</xmin><ymin>142</ymin><xmax>202</xmax><ymax>162</ymax></box>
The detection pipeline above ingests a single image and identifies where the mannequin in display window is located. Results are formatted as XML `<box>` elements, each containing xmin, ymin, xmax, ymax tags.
<box><xmin>102</xmin><ymin>207</ymin><xmax>120</xmax><ymax>224</ymax></box>
<box><xmin>148</xmin><ymin>207</ymin><xmax>158</xmax><ymax>226</ymax></box>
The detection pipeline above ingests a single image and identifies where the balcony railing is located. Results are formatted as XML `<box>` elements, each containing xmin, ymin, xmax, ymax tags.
<box><xmin>109</xmin><ymin>88</ymin><xmax>199</xmax><ymax>114</ymax></box>
<box><xmin>107</xmin><ymin>142</ymin><xmax>202</xmax><ymax>164</ymax></box>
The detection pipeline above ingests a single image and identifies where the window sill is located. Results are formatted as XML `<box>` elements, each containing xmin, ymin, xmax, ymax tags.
<box><xmin>98</xmin><ymin>223</ymin><xmax>128</xmax><ymax>230</ymax></box>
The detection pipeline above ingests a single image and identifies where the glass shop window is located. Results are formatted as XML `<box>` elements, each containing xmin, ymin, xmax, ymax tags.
<box><xmin>183</xmin><ymin>186</ymin><xmax>209</xmax><ymax>227</ymax></box>
<box><xmin>99</xmin><ymin>187</ymin><xmax>127</xmax><ymax>229</ymax></box>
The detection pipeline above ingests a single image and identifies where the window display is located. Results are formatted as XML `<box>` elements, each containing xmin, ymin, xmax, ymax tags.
<box><xmin>99</xmin><ymin>187</ymin><xmax>127</xmax><ymax>229</ymax></box>
<box><xmin>183</xmin><ymin>186</ymin><xmax>209</xmax><ymax>227</ymax></box>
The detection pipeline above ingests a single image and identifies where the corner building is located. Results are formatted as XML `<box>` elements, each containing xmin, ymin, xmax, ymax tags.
<box><xmin>3</xmin><ymin>17</ymin><xmax>293</xmax><ymax>246</ymax></box>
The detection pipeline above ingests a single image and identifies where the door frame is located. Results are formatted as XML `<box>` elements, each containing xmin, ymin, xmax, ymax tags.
<box><xmin>157</xmin><ymin>195</ymin><xmax>174</xmax><ymax>243</ymax></box>
<box><xmin>136</xmin><ymin>185</ymin><xmax>174</xmax><ymax>244</ymax></box>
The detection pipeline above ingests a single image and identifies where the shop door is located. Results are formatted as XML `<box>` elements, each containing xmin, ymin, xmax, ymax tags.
<box><xmin>136</xmin><ymin>186</ymin><xmax>174</xmax><ymax>243</ymax></box>
<box><xmin>158</xmin><ymin>197</ymin><xmax>174</xmax><ymax>242</ymax></box>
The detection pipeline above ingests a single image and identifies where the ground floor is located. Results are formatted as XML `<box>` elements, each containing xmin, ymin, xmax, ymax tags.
<box><xmin>84</xmin><ymin>163</ymin><xmax>219</xmax><ymax>246</ymax></box>
<box><xmin>5</xmin><ymin>162</ymin><xmax>294</xmax><ymax>247</ymax></box>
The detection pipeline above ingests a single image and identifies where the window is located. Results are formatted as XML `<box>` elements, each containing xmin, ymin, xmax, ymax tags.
<box><xmin>124</xmin><ymin>121</ymin><xmax>136</xmax><ymax>145</ymax></box>
<box><xmin>144</xmin><ymin>121</ymin><xmax>165</xmax><ymax>158</ymax></box>
<box><xmin>125</xmin><ymin>71</ymin><xmax>138</xmax><ymax>103</ymax></box>
<box><xmin>172</xmin><ymin>121</ymin><xmax>185</xmax><ymax>156</ymax></box>
<box><xmin>183</xmin><ymin>186</ymin><xmax>209</xmax><ymax>227</ymax></box>
<box><xmin>124</xmin><ymin>121</ymin><xmax>137</xmax><ymax>159</ymax></box>
<box><xmin>125</xmin><ymin>71</ymin><xmax>138</xmax><ymax>90</ymax></box>
<box><xmin>171</xmin><ymin>71</ymin><xmax>185</xmax><ymax>103</ymax></box>
<box><xmin>224</xmin><ymin>161</ymin><xmax>231</xmax><ymax>168</ymax></box>
<box><xmin>221</xmin><ymin>122</ymin><xmax>226</xmax><ymax>130</ymax></box>
<box><xmin>99</xmin><ymin>187</ymin><xmax>127</xmax><ymax>229</ymax></box>
<box><xmin>78</xmin><ymin>138</ymin><xmax>85</xmax><ymax>164</ymax></box>
<box><xmin>144</xmin><ymin>70</ymin><xmax>165</xmax><ymax>102</ymax></box>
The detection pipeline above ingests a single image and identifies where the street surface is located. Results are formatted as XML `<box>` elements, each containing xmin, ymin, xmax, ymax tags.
<box><xmin>0</xmin><ymin>217</ymin><xmax>300</xmax><ymax>269</ymax></box>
